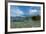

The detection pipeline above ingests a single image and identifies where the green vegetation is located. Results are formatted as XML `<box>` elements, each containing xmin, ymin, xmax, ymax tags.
<box><xmin>10</xmin><ymin>18</ymin><xmax>41</xmax><ymax>28</ymax></box>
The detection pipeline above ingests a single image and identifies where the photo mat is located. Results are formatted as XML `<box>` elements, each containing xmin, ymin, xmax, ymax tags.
<box><xmin>7</xmin><ymin>2</ymin><xmax>44</xmax><ymax>32</ymax></box>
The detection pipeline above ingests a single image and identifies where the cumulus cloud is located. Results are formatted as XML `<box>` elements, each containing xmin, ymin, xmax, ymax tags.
<box><xmin>15</xmin><ymin>8</ymin><xmax>24</xmax><ymax>16</ymax></box>
<box><xmin>29</xmin><ymin>9</ymin><xmax>37</xmax><ymax>16</ymax></box>
<box><xmin>11</xmin><ymin>7</ymin><xmax>24</xmax><ymax>16</ymax></box>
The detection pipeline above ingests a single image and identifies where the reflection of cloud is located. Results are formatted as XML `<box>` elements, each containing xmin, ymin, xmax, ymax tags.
<box><xmin>29</xmin><ymin>9</ymin><xmax>37</xmax><ymax>16</ymax></box>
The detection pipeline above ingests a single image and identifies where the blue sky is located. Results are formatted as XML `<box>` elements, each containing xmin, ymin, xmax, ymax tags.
<box><xmin>10</xmin><ymin>5</ymin><xmax>41</xmax><ymax>17</ymax></box>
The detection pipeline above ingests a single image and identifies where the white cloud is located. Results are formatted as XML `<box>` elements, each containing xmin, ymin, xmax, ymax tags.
<box><xmin>29</xmin><ymin>9</ymin><xmax>37</xmax><ymax>15</ymax></box>
<box><xmin>15</xmin><ymin>7</ymin><xmax>24</xmax><ymax>16</ymax></box>
<box><xmin>11</xmin><ymin>7</ymin><xmax>24</xmax><ymax>17</ymax></box>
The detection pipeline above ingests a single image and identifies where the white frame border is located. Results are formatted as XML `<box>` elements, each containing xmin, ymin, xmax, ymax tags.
<box><xmin>8</xmin><ymin>2</ymin><xmax>43</xmax><ymax>32</ymax></box>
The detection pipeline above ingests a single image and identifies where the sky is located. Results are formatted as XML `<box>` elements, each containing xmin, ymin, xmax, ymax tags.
<box><xmin>10</xmin><ymin>5</ymin><xmax>41</xmax><ymax>17</ymax></box>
